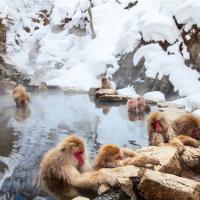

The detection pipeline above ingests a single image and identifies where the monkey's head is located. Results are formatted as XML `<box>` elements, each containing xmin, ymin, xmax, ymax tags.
<box><xmin>57</xmin><ymin>135</ymin><xmax>86</xmax><ymax>167</ymax></box>
<box><xmin>137</xmin><ymin>96</ymin><xmax>145</xmax><ymax>106</ymax></box>
<box><xmin>101</xmin><ymin>77</ymin><xmax>108</xmax><ymax>83</ymax></box>
<box><xmin>172</xmin><ymin>114</ymin><xmax>200</xmax><ymax>140</ymax></box>
<box><xmin>94</xmin><ymin>144</ymin><xmax>123</xmax><ymax>169</ymax></box>
<box><xmin>149</xmin><ymin>112</ymin><xmax>169</xmax><ymax>134</ymax></box>
<box><xmin>127</xmin><ymin>99</ymin><xmax>138</xmax><ymax>113</ymax></box>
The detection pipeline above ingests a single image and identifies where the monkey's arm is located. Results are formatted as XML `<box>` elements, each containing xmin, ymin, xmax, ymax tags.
<box><xmin>121</xmin><ymin>148</ymin><xmax>137</xmax><ymax>158</ymax></box>
<box><xmin>121</xmin><ymin>155</ymin><xmax>160</xmax><ymax>167</ymax></box>
<box><xmin>66</xmin><ymin>166</ymin><xmax>117</xmax><ymax>190</ymax></box>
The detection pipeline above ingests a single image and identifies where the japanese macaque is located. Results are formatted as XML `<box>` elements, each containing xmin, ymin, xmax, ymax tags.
<box><xmin>12</xmin><ymin>84</ymin><xmax>30</xmax><ymax>108</ymax></box>
<box><xmin>93</xmin><ymin>144</ymin><xmax>160</xmax><ymax>170</ymax></box>
<box><xmin>39</xmin><ymin>135</ymin><xmax>119</xmax><ymax>200</ymax></box>
<box><xmin>127</xmin><ymin>98</ymin><xmax>138</xmax><ymax>113</ymax></box>
<box><xmin>38</xmin><ymin>81</ymin><xmax>47</xmax><ymax>92</ymax></box>
<box><xmin>171</xmin><ymin>113</ymin><xmax>200</xmax><ymax>140</ymax></box>
<box><xmin>137</xmin><ymin>96</ymin><xmax>150</xmax><ymax>113</ymax></box>
<box><xmin>101</xmin><ymin>77</ymin><xmax>112</xmax><ymax>89</ymax></box>
<box><xmin>127</xmin><ymin>97</ymin><xmax>150</xmax><ymax>114</ymax></box>
<box><xmin>148</xmin><ymin>112</ymin><xmax>199</xmax><ymax>149</ymax></box>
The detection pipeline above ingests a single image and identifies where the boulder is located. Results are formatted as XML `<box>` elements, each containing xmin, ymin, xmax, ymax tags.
<box><xmin>139</xmin><ymin>170</ymin><xmax>200</xmax><ymax>200</ymax></box>
<box><xmin>88</xmin><ymin>87</ymin><xmax>100</xmax><ymax>96</ymax></box>
<box><xmin>135</xmin><ymin>146</ymin><xmax>181</xmax><ymax>175</ymax></box>
<box><xmin>95</xmin><ymin>89</ymin><xmax>118</xmax><ymax>98</ymax></box>
<box><xmin>180</xmin><ymin>146</ymin><xmax>200</xmax><ymax>173</ymax></box>
<box><xmin>157</xmin><ymin>102</ymin><xmax>185</xmax><ymax>109</ymax></box>
<box><xmin>72</xmin><ymin>197</ymin><xmax>90</xmax><ymax>200</ymax></box>
<box><xmin>98</xmin><ymin>95</ymin><xmax>127</xmax><ymax>102</ymax></box>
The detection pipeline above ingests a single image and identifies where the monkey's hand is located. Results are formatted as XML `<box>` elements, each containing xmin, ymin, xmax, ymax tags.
<box><xmin>123</xmin><ymin>155</ymin><xmax>160</xmax><ymax>167</ymax></box>
<box><xmin>104</xmin><ymin>162</ymin><xmax>120</xmax><ymax>168</ymax></box>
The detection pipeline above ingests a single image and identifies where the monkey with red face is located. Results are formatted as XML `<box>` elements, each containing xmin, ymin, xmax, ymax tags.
<box><xmin>39</xmin><ymin>135</ymin><xmax>119</xmax><ymax>200</ymax></box>
<box><xmin>148</xmin><ymin>112</ymin><xmax>199</xmax><ymax>149</ymax></box>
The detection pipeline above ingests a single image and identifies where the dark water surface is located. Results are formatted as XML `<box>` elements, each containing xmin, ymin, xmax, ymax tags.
<box><xmin>0</xmin><ymin>91</ymin><xmax>156</xmax><ymax>200</ymax></box>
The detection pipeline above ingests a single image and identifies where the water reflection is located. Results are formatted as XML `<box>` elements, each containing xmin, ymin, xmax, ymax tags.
<box><xmin>0</xmin><ymin>92</ymin><xmax>153</xmax><ymax>199</ymax></box>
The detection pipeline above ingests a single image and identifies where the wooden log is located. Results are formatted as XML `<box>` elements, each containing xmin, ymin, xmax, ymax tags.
<box><xmin>139</xmin><ymin>170</ymin><xmax>200</xmax><ymax>200</ymax></box>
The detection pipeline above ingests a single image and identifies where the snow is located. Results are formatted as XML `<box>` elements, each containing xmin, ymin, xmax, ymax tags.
<box><xmin>0</xmin><ymin>0</ymin><xmax>9</xmax><ymax>23</ymax></box>
<box><xmin>173</xmin><ymin>94</ymin><xmax>200</xmax><ymax>112</ymax></box>
<box><xmin>133</xmin><ymin>44</ymin><xmax>200</xmax><ymax>96</ymax></box>
<box><xmin>144</xmin><ymin>91</ymin><xmax>165</xmax><ymax>101</ymax></box>
<box><xmin>117</xmin><ymin>86</ymin><xmax>138</xmax><ymax>97</ymax></box>
<box><xmin>2</xmin><ymin>0</ymin><xmax>200</xmax><ymax>108</ymax></box>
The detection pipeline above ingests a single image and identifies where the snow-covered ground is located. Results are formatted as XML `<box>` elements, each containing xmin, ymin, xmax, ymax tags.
<box><xmin>1</xmin><ymin>0</ymin><xmax>200</xmax><ymax>113</ymax></box>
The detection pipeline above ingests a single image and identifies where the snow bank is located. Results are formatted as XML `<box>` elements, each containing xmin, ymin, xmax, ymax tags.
<box><xmin>173</xmin><ymin>94</ymin><xmax>200</xmax><ymax>111</ymax></box>
<box><xmin>117</xmin><ymin>86</ymin><xmax>138</xmax><ymax>97</ymax></box>
<box><xmin>175</xmin><ymin>0</ymin><xmax>200</xmax><ymax>29</ymax></box>
<box><xmin>144</xmin><ymin>91</ymin><xmax>165</xmax><ymax>101</ymax></box>
<box><xmin>133</xmin><ymin>44</ymin><xmax>200</xmax><ymax>97</ymax></box>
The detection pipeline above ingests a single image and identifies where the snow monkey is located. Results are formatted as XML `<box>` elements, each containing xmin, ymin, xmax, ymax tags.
<box><xmin>171</xmin><ymin>113</ymin><xmax>200</xmax><ymax>140</ymax></box>
<box><xmin>101</xmin><ymin>76</ymin><xmax>112</xmax><ymax>89</ymax></box>
<box><xmin>148</xmin><ymin>112</ymin><xmax>199</xmax><ymax>148</ymax></box>
<box><xmin>12</xmin><ymin>84</ymin><xmax>30</xmax><ymax>108</ymax></box>
<box><xmin>137</xmin><ymin>96</ymin><xmax>150</xmax><ymax>113</ymax></box>
<box><xmin>38</xmin><ymin>81</ymin><xmax>47</xmax><ymax>92</ymax></box>
<box><xmin>127</xmin><ymin>97</ymin><xmax>150</xmax><ymax>114</ymax></box>
<box><xmin>39</xmin><ymin>135</ymin><xmax>119</xmax><ymax>200</ymax></box>
<box><xmin>93</xmin><ymin>144</ymin><xmax>160</xmax><ymax>170</ymax></box>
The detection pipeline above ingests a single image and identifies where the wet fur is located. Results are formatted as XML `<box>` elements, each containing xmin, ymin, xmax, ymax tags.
<box><xmin>12</xmin><ymin>85</ymin><xmax>30</xmax><ymax>108</ymax></box>
<box><xmin>39</xmin><ymin>135</ymin><xmax>117</xmax><ymax>200</ymax></box>
<box><xmin>148</xmin><ymin>112</ymin><xmax>199</xmax><ymax>149</ymax></box>
<box><xmin>101</xmin><ymin>77</ymin><xmax>112</xmax><ymax>89</ymax></box>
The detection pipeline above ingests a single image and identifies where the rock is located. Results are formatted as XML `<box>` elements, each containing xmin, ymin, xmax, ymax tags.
<box><xmin>72</xmin><ymin>196</ymin><xmax>90</xmax><ymax>200</ymax></box>
<box><xmin>113</xmin><ymin>51</ymin><xmax>178</xmax><ymax>99</ymax></box>
<box><xmin>157</xmin><ymin>102</ymin><xmax>185</xmax><ymax>109</ymax></box>
<box><xmin>95</xmin><ymin>89</ymin><xmax>118</xmax><ymax>98</ymax></box>
<box><xmin>98</xmin><ymin>95</ymin><xmax>127</xmax><ymax>102</ymax></box>
<box><xmin>139</xmin><ymin>170</ymin><xmax>200</xmax><ymax>200</ymax></box>
<box><xmin>180</xmin><ymin>146</ymin><xmax>200</xmax><ymax>173</ymax></box>
<box><xmin>1</xmin><ymin>79</ymin><xmax>17</xmax><ymax>91</ymax></box>
<box><xmin>63</xmin><ymin>87</ymin><xmax>87</xmax><ymax>94</ymax></box>
<box><xmin>99</xmin><ymin>166</ymin><xmax>140</xmax><ymax>199</ymax></box>
<box><xmin>135</xmin><ymin>146</ymin><xmax>181</xmax><ymax>175</ymax></box>
<box><xmin>145</xmin><ymin>98</ymin><xmax>164</xmax><ymax>105</ymax></box>
<box><xmin>88</xmin><ymin>87</ymin><xmax>100</xmax><ymax>96</ymax></box>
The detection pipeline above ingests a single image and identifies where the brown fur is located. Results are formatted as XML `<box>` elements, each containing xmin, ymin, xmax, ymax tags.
<box><xmin>93</xmin><ymin>144</ymin><xmax>160</xmax><ymax>170</ymax></box>
<box><xmin>127</xmin><ymin>97</ymin><xmax>150</xmax><ymax>114</ymax></box>
<box><xmin>12</xmin><ymin>84</ymin><xmax>30</xmax><ymax>108</ymax></box>
<box><xmin>101</xmin><ymin>77</ymin><xmax>112</xmax><ymax>89</ymax></box>
<box><xmin>148</xmin><ymin>112</ymin><xmax>199</xmax><ymax>149</ymax></box>
<box><xmin>39</xmin><ymin>135</ymin><xmax>118</xmax><ymax>200</ymax></box>
<box><xmin>172</xmin><ymin>114</ymin><xmax>200</xmax><ymax>140</ymax></box>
